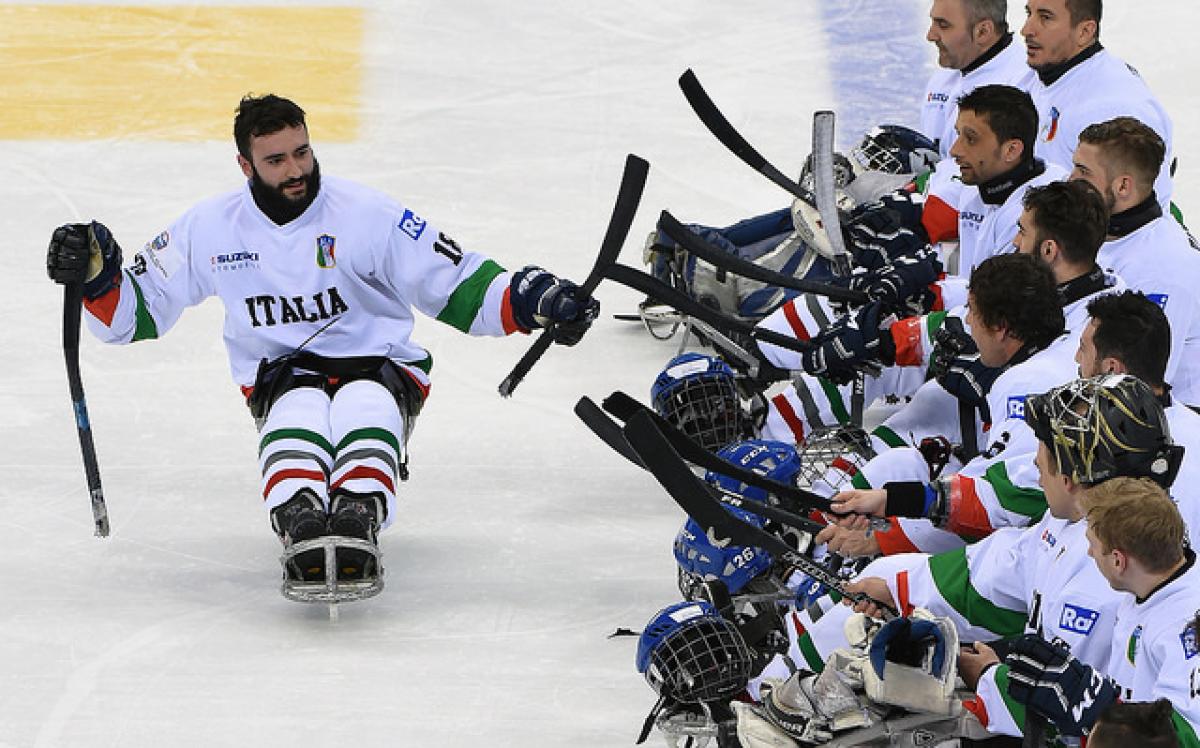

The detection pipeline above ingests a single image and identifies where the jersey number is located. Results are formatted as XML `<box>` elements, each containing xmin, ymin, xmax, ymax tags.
<box><xmin>433</xmin><ymin>232</ymin><xmax>464</xmax><ymax>265</ymax></box>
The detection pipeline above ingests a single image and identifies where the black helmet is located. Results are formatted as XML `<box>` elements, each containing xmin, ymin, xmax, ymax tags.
<box><xmin>1025</xmin><ymin>374</ymin><xmax>1184</xmax><ymax>488</ymax></box>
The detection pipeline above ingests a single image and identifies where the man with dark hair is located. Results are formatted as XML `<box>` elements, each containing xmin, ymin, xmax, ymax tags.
<box><xmin>1003</xmin><ymin>477</ymin><xmax>1200</xmax><ymax>744</ymax></box>
<box><xmin>815</xmin><ymin>253</ymin><xmax>1075</xmax><ymax>557</ymax></box>
<box><xmin>921</xmin><ymin>0</ymin><xmax>1029</xmax><ymax>157</ymax></box>
<box><xmin>1090</xmin><ymin>700</ymin><xmax>1181</xmax><ymax>748</ymax></box>
<box><xmin>1072</xmin><ymin>116</ymin><xmax>1200</xmax><ymax>405</ymax></box>
<box><xmin>1021</xmin><ymin>0</ymin><xmax>1175</xmax><ymax>205</ymax></box>
<box><xmin>1077</xmin><ymin>290</ymin><xmax>1200</xmax><ymax>540</ymax></box>
<box><xmin>44</xmin><ymin>93</ymin><xmax>600</xmax><ymax>600</ymax></box>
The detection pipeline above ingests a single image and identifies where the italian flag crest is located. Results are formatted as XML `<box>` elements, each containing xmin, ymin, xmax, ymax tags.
<box><xmin>316</xmin><ymin>234</ymin><xmax>336</xmax><ymax>269</ymax></box>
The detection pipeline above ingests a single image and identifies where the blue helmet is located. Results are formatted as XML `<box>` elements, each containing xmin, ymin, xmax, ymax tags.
<box><xmin>674</xmin><ymin>440</ymin><xmax>802</xmax><ymax>596</ymax></box>
<box><xmin>651</xmin><ymin>353</ymin><xmax>745</xmax><ymax>453</ymax></box>
<box><xmin>636</xmin><ymin>600</ymin><xmax>753</xmax><ymax>703</ymax></box>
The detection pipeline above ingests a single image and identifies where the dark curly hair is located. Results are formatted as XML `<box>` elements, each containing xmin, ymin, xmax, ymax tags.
<box><xmin>968</xmin><ymin>253</ymin><xmax>1065</xmax><ymax>349</ymax></box>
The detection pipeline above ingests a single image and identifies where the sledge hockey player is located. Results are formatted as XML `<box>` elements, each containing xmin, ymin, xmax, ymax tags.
<box><xmin>745</xmin><ymin>374</ymin><xmax>1183</xmax><ymax>745</ymax></box>
<box><xmin>921</xmin><ymin>0</ymin><xmax>1030</xmax><ymax>158</ymax></box>
<box><xmin>1070</xmin><ymin>116</ymin><xmax>1200</xmax><ymax>405</ymax></box>
<box><xmin>760</xmin><ymin>179</ymin><xmax>1110</xmax><ymax>455</ymax></box>
<box><xmin>1021</xmin><ymin>0</ymin><xmax>1176</xmax><ymax>209</ymax></box>
<box><xmin>43</xmin><ymin>94</ymin><xmax>599</xmax><ymax>600</ymax></box>
<box><xmin>998</xmin><ymin>477</ymin><xmax>1200</xmax><ymax>744</ymax></box>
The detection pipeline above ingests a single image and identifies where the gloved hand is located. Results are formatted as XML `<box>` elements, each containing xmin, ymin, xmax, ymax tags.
<box><xmin>1005</xmin><ymin>634</ymin><xmax>1119</xmax><ymax>736</ymax></box>
<box><xmin>46</xmin><ymin>221</ymin><xmax>123</xmax><ymax>299</ymax></box>
<box><xmin>800</xmin><ymin>301</ymin><xmax>896</xmax><ymax>385</ymax></box>
<box><xmin>935</xmin><ymin>353</ymin><xmax>1002</xmax><ymax>422</ymax></box>
<box><xmin>509</xmin><ymin>265</ymin><xmax>600</xmax><ymax>345</ymax></box>
<box><xmin>848</xmin><ymin>251</ymin><xmax>942</xmax><ymax>313</ymax></box>
<box><xmin>842</xmin><ymin>202</ymin><xmax>929</xmax><ymax>272</ymax></box>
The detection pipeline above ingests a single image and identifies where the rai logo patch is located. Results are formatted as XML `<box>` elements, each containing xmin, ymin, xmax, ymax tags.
<box><xmin>1147</xmin><ymin>293</ymin><xmax>1169</xmax><ymax>310</ymax></box>
<box><xmin>1007</xmin><ymin>396</ymin><xmax>1026</xmax><ymax>420</ymax></box>
<box><xmin>316</xmin><ymin>234</ymin><xmax>336</xmax><ymax>269</ymax></box>
<box><xmin>1060</xmin><ymin>603</ymin><xmax>1099</xmax><ymax>635</ymax></box>
<box><xmin>399</xmin><ymin>209</ymin><xmax>427</xmax><ymax>240</ymax></box>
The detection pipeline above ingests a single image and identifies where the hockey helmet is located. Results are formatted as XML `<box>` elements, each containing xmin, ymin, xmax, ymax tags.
<box><xmin>651</xmin><ymin>353</ymin><xmax>746</xmax><ymax>453</ymax></box>
<box><xmin>636</xmin><ymin>600</ymin><xmax>754</xmax><ymax>704</ymax></box>
<box><xmin>849</xmin><ymin>124</ymin><xmax>939</xmax><ymax>176</ymax></box>
<box><xmin>1025</xmin><ymin>374</ymin><xmax>1183</xmax><ymax>488</ymax></box>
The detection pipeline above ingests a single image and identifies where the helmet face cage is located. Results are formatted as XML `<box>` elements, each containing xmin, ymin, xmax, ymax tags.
<box><xmin>795</xmin><ymin>426</ymin><xmax>875</xmax><ymax>493</ymax></box>
<box><xmin>652</xmin><ymin>355</ymin><xmax>745</xmax><ymax>453</ymax></box>
<box><xmin>640</xmin><ymin>605</ymin><xmax>754</xmax><ymax>704</ymax></box>
<box><xmin>1026</xmin><ymin>374</ymin><xmax>1175</xmax><ymax>486</ymax></box>
<box><xmin>849</xmin><ymin>125</ymin><xmax>939</xmax><ymax>175</ymax></box>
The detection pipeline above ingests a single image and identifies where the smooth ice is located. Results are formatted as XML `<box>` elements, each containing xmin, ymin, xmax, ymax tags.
<box><xmin>3</xmin><ymin>2</ymin><xmax>1199</xmax><ymax>746</ymax></box>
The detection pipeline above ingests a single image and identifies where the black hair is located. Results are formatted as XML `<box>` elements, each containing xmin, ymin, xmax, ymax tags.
<box><xmin>968</xmin><ymin>253</ymin><xmax>1065</xmax><ymax>348</ymax></box>
<box><xmin>957</xmin><ymin>84</ymin><xmax>1038</xmax><ymax>159</ymax></box>
<box><xmin>1090</xmin><ymin>699</ymin><xmax>1179</xmax><ymax>748</ymax></box>
<box><xmin>234</xmin><ymin>94</ymin><xmax>307</xmax><ymax>160</ymax></box>
<box><xmin>1021</xmin><ymin>180</ymin><xmax>1108</xmax><ymax>266</ymax></box>
<box><xmin>1086</xmin><ymin>291</ymin><xmax>1171</xmax><ymax>388</ymax></box>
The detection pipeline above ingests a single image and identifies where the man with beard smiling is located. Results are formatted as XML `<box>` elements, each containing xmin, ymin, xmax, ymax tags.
<box><xmin>44</xmin><ymin>94</ymin><xmax>601</xmax><ymax>594</ymax></box>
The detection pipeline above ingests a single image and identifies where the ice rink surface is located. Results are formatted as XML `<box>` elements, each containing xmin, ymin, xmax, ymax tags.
<box><xmin>2</xmin><ymin>1</ymin><xmax>1199</xmax><ymax>745</ymax></box>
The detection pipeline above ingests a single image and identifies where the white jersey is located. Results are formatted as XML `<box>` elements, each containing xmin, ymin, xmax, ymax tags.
<box><xmin>1097</xmin><ymin>213</ymin><xmax>1200</xmax><ymax>405</ymax></box>
<box><xmin>83</xmin><ymin>176</ymin><xmax>516</xmax><ymax>388</ymax></box>
<box><xmin>1029</xmin><ymin>47</ymin><xmax>1175</xmax><ymax>207</ymax></box>
<box><xmin>920</xmin><ymin>34</ymin><xmax>1032</xmax><ymax>158</ymax></box>
<box><xmin>955</xmin><ymin>161</ymin><xmax>1067</xmax><ymax>276</ymax></box>
<box><xmin>1105</xmin><ymin>554</ymin><xmax>1200</xmax><ymax>746</ymax></box>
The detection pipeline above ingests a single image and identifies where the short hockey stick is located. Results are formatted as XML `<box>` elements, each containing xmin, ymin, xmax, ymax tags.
<box><xmin>601</xmin><ymin>391</ymin><xmax>836</xmax><ymax>515</ymax></box>
<box><xmin>498</xmin><ymin>153</ymin><xmax>650</xmax><ymax>397</ymax></box>
<box><xmin>621</xmin><ymin>410</ymin><xmax>897</xmax><ymax>618</ymax></box>
<box><xmin>62</xmin><ymin>282</ymin><xmax>110</xmax><ymax>537</ymax></box>
<box><xmin>678</xmin><ymin>69</ymin><xmax>815</xmax><ymax>205</ymax></box>
<box><xmin>574</xmin><ymin>396</ymin><xmax>825</xmax><ymax>534</ymax></box>
<box><xmin>656</xmin><ymin>211</ymin><xmax>869</xmax><ymax>305</ymax></box>
<box><xmin>601</xmin><ymin>263</ymin><xmax>814</xmax><ymax>354</ymax></box>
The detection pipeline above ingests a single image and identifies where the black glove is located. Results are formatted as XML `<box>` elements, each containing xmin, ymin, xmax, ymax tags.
<box><xmin>509</xmin><ymin>265</ymin><xmax>600</xmax><ymax>346</ymax></box>
<box><xmin>842</xmin><ymin>203</ymin><xmax>930</xmax><ymax>272</ymax></box>
<box><xmin>927</xmin><ymin>316</ymin><xmax>977</xmax><ymax>381</ymax></box>
<box><xmin>935</xmin><ymin>353</ymin><xmax>1001</xmax><ymax>422</ymax></box>
<box><xmin>801</xmin><ymin>301</ymin><xmax>896</xmax><ymax>385</ymax></box>
<box><xmin>47</xmin><ymin>221</ymin><xmax>123</xmax><ymax>299</ymax></box>
<box><xmin>1005</xmin><ymin>634</ymin><xmax>1119</xmax><ymax>736</ymax></box>
<box><xmin>849</xmin><ymin>251</ymin><xmax>942</xmax><ymax>313</ymax></box>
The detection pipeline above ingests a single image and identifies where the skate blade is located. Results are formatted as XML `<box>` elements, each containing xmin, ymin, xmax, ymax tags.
<box><xmin>279</xmin><ymin>536</ymin><xmax>384</xmax><ymax>604</ymax></box>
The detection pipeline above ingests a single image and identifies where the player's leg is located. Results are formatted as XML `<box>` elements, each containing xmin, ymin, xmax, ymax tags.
<box><xmin>258</xmin><ymin>385</ymin><xmax>334</xmax><ymax>580</ymax></box>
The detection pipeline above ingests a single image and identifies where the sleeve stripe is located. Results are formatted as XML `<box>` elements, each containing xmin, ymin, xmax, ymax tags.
<box><xmin>984</xmin><ymin>461</ymin><xmax>1047</xmax><ymax>519</ymax></box>
<box><xmin>436</xmin><ymin>259</ymin><xmax>506</xmax><ymax>333</ymax></box>
<box><xmin>928</xmin><ymin>547</ymin><xmax>1028</xmax><ymax>634</ymax></box>
<box><xmin>782</xmin><ymin>301</ymin><xmax>812</xmax><ymax>340</ymax></box>
<box><xmin>944</xmin><ymin>474</ymin><xmax>995</xmax><ymax>540</ymax></box>
<box><xmin>770</xmin><ymin>393</ymin><xmax>807</xmax><ymax>444</ymax></box>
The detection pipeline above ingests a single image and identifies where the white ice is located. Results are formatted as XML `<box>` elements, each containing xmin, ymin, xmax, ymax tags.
<box><xmin>3</xmin><ymin>2</ymin><xmax>1199</xmax><ymax>746</ymax></box>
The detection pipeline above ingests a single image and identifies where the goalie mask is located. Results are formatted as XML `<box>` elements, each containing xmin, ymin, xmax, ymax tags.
<box><xmin>1025</xmin><ymin>374</ymin><xmax>1184</xmax><ymax>488</ymax></box>
<box><xmin>637</xmin><ymin>601</ymin><xmax>754</xmax><ymax>705</ymax></box>
<box><xmin>651</xmin><ymin>353</ymin><xmax>747</xmax><ymax>453</ymax></box>
<box><xmin>849</xmin><ymin>124</ymin><xmax>939</xmax><ymax>176</ymax></box>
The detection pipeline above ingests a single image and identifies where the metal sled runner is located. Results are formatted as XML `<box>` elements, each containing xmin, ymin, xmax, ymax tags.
<box><xmin>279</xmin><ymin>536</ymin><xmax>385</xmax><ymax>605</ymax></box>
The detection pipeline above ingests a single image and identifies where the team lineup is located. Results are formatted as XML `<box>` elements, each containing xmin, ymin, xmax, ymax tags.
<box><xmin>41</xmin><ymin>0</ymin><xmax>1200</xmax><ymax>746</ymax></box>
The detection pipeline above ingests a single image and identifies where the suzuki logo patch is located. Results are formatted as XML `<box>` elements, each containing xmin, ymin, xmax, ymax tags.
<box><xmin>1007</xmin><ymin>396</ymin><xmax>1026</xmax><ymax>419</ymax></box>
<box><xmin>399</xmin><ymin>209</ymin><xmax>427</xmax><ymax>240</ymax></box>
<box><xmin>1060</xmin><ymin>604</ymin><xmax>1100</xmax><ymax>635</ymax></box>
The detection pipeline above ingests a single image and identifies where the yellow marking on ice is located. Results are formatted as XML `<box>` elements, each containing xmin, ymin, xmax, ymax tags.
<box><xmin>0</xmin><ymin>5</ymin><xmax>362</xmax><ymax>140</ymax></box>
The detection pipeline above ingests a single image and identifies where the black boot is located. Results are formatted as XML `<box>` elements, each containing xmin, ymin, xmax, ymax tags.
<box><xmin>270</xmin><ymin>488</ymin><xmax>327</xmax><ymax>581</ymax></box>
<box><xmin>328</xmin><ymin>488</ymin><xmax>385</xmax><ymax>580</ymax></box>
